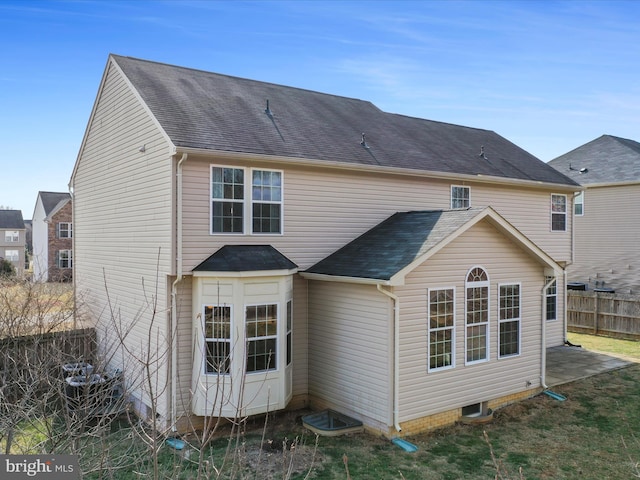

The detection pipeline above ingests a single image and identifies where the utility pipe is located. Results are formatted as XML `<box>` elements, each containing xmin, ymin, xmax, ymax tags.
<box><xmin>170</xmin><ymin>152</ymin><xmax>188</xmax><ymax>431</ymax></box>
<box><xmin>377</xmin><ymin>284</ymin><xmax>402</xmax><ymax>432</ymax></box>
<box><xmin>540</xmin><ymin>275</ymin><xmax>557</xmax><ymax>389</ymax></box>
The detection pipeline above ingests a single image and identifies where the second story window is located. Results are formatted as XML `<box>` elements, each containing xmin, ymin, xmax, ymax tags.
<box><xmin>4</xmin><ymin>231</ymin><xmax>19</xmax><ymax>242</ymax></box>
<box><xmin>551</xmin><ymin>194</ymin><xmax>567</xmax><ymax>231</ymax></box>
<box><xmin>451</xmin><ymin>186</ymin><xmax>470</xmax><ymax>209</ymax></box>
<box><xmin>57</xmin><ymin>222</ymin><xmax>73</xmax><ymax>238</ymax></box>
<box><xmin>211</xmin><ymin>166</ymin><xmax>283</xmax><ymax>235</ymax></box>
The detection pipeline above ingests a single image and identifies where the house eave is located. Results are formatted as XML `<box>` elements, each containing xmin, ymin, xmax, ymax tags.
<box><xmin>582</xmin><ymin>180</ymin><xmax>640</xmax><ymax>189</ymax></box>
<box><xmin>175</xmin><ymin>147</ymin><xmax>579</xmax><ymax>192</ymax></box>
<box><xmin>193</xmin><ymin>268</ymin><xmax>298</xmax><ymax>278</ymax></box>
<box><xmin>299</xmin><ymin>271</ymin><xmax>396</xmax><ymax>286</ymax></box>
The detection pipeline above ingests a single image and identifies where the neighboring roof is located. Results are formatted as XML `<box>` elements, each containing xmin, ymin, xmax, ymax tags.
<box><xmin>110</xmin><ymin>55</ymin><xmax>578</xmax><ymax>188</ymax></box>
<box><xmin>548</xmin><ymin>135</ymin><xmax>640</xmax><ymax>185</ymax></box>
<box><xmin>303</xmin><ymin>207</ymin><xmax>560</xmax><ymax>285</ymax></box>
<box><xmin>0</xmin><ymin>210</ymin><xmax>25</xmax><ymax>229</ymax></box>
<box><xmin>192</xmin><ymin>245</ymin><xmax>298</xmax><ymax>273</ymax></box>
<box><xmin>38</xmin><ymin>191</ymin><xmax>72</xmax><ymax>217</ymax></box>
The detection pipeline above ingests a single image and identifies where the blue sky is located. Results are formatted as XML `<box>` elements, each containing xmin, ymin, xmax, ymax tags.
<box><xmin>1</xmin><ymin>0</ymin><xmax>639</xmax><ymax>216</ymax></box>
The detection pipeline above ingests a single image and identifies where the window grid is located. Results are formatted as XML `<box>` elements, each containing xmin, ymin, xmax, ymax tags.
<box><xmin>286</xmin><ymin>300</ymin><xmax>292</xmax><ymax>366</ymax></box>
<box><xmin>204</xmin><ymin>305</ymin><xmax>231</xmax><ymax>374</ymax></box>
<box><xmin>428</xmin><ymin>288</ymin><xmax>455</xmax><ymax>371</ymax></box>
<box><xmin>58</xmin><ymin>222</ymin><xmax>72</xmax><ymax>238</ymax></box>
<box><xmin>4</xmin><ymin>231</ymin><xmax>19</xmax><ymax>242</ymax></box>
<box><xmin>545</xmin><ymin>277</ymin><xmax>557</xmax><ymax>321</ymax></box>
<box><xmin>4</xmin><ymin>249</ymin><xmax>19</xmax><ymax>262</ymax></box>
<box><xmin>551</xmin><ymin>194</ymin><xmax>567</xmax><ymax>231</ymax></box>
<box><xmin>246</xmin><ymin>304</ymin><xmax>278</xmax><ymax>373</ymax></box>
<box><xmin>57</xmin><ymin>250</ymin><xmax>72</xmax><ymax>269</ymax></box>
<box><xmin>211</xmin><ymin>167</ymin><xmax>244</xmax><ymax>233</ymax></box>
<box><xmin>252</xmin><ymin>170</ymin><xmax>282</xmax><ymax>233</ymax></box>
<box><xmin>465</xmin><ymin>267</ymin><xmax>489</xmax><ymax>364</ymax></box>
<box><xmin>499</xmin><ymin>284</ymin><xmax>521</xmax><ymax>358</ymax></box>
<box><xmin>451</xmin><ymin>186</ymin><xmax>470</xmax><ymax>209</ymax></box>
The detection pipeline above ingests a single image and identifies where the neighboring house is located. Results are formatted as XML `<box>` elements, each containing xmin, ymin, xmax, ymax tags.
<box><xmin>71</xmin><ymin>55</ymin><xmax>579</xmax><ymax>437</ymax></box>
<box><xmin>0</xmin><ymin>210</ymin><xmax>26</xmax><ymax>273</ymax></box>
<box><xmin>548</xmin><ymin>135</ymin><xmax>640</xmax><ymax>294</ymax></box>
<box><xmin>32</xmin><ymin>192</ymin><xmax>73</xmax><ymax>282</ymax></box>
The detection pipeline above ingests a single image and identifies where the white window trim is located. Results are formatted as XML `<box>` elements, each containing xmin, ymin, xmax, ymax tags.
<box><xmin>450</xmin><ymin>185</ymin><xmax>471</xmax><ymax>210</ymax></box>
<box><xmin>57</xmin><ymin>249</ymin><xmax>73</xmax><ymax>269</ymax></box>
<box><xmin>4</xmin><ymin>231</ymin><xmax>19</xmax><ymax>242</ymax></box>
<box><xmin>203</xmin><ymin>304</ymin><xmax>232</xmax><ymax>376</ymax></box>
<box><xmin>574</xmin><ymin>191</ymin><xmax>584</xmax><ymax>216</ymax></box>
<box><xmin>427</xmin><ymin>287</ymin><xmax>456</xmax><ymax>372</ymax></box>
<box><xmin>465</xmin><ymin>266</ymin><xmax>490</xmax><ymax>365</ymax></box>
<box><xmin>245</xmin><ymin>302</ymin><xmax>280</xmax><ymax>375</ymax></box>
<box><xmin>250</xmin><ymin>167</ymin><xmax>284</xmax><ymax>235</ymax></box>
<box><xmin>545</xmin><ymin>277</ymin><xmax>558</xmax><ymax>322</ymax></box>
<box><xmin>497</xmin><ymin>282</ymin><xmax>521</xmax><ymax>359</ymax></box>
<box><xmin>4</xmin><ymin>249</ymin><xmax>19</xmax><ymax>262</ymax></box>
<box><xmin>210</xmin><ymin>165</ymin><xmax>284</xmax><ymax>236</ymax></box>
<box><xmin>286</xmin><ymin>300</ymin><xmax>293</xmax><ymax>367</ymax></box>
<box><xmin>57</xmin><ymin>222</ymin><xmax>73</xmax><ymax>238</ymax></box>
<box><xmin>551</xmin><ymin>194</ymin><xmax>567</xmax><ymax>232</ymax></box>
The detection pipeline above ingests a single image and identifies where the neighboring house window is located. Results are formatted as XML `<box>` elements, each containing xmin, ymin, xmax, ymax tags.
<box><xmin>211</xmin><ymin>166</ymin><xmax>284</xmax><ymax>234</ymax></box>
<box><xmin>498</xmin><ymin>283</ymin><xmax>521</xmax><ymax>358</ymax></box>
<box><xmin>465</xmin><ymin>267</ymin><xmax>489</xmax><ymax>364</ymax></box>
<box><xmin>211</xmin><ymin>166</ymin><xmax>244</xmax><ymax>233</ymax></box>
<box><xmin>574</xmin><ymin>192</ymin><xmax>584</xmax><ymax>216</ymax></box>
<box><xmin>286</xmin><ymin>300</ymin><xmax>293</xmax><ymax>366</ymax></box>
<box><xmin>428</xmin><ymin>287</ymin><xmax>455</xmax><ymax>371</ymax></box>
<box><xmin>4</xmin><ymin>250</ymin><xmax>19</xmax><ymax>262</ymax></box>
<box><xmin>252</xmin><ymin>170</ymin><xmax>282</xmax><ymax>234</ymax></box>
<box><xmin>246</xmin><ymin>304</ymin><xmax>278</xmax><ymax>373</ymax></box>
<box><xmin>57</xmin><ymin>250</ymin><xmax>72</xmax><ymax>269</ymax></box>
<box><xmin>57</xmin><ymin>222</ymin><xmax>73</xmax><ymax>238</ymax></box>
<box><xmin>4</xmin><ymin>231</ymin><xmax>19</xmax><ymax>242</ymax></box>
<box><xmin>551</xmin><ymin>194</ymin><xmax>567</xmax><ymax>231</ymax></box>
<box><xmin>451</xmin><ymin>186</ymin><xmax>470</xmax><ymax>209</ymax></box>
<box><xmin>545</xmin><ymin>277</ymin><xmax>557</xmax><ymax>321</ymax></box>
<box><xmin>204</xmin><ymin>305</ymin><xmax>231</xmax><ymax>374</ymax></box>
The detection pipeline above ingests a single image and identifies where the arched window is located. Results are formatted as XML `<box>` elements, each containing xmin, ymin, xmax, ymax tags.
<box><xmin>465</xmin><ymin>267</ymin><xmax>489</xmax><ymax>364</ymax></box>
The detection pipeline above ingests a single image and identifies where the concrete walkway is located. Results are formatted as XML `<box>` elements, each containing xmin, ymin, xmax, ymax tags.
<box><xmin>546</xmin><ymin>345</ymin><xmax>637</xmax><ymax>387</ymax></box>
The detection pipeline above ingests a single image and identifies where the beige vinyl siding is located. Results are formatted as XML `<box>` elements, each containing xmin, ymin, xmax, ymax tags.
<box><xmin>73</xmin><ymin>61</ymin><xmax>174</xmax><ymax>417</ymax></box>
<box><xmin>173</xmin><ymin>277</ymin><xmax>194</xmax><ymax>418</ymax></box>
<box><xmin>308</xmin><ymin>281</ymin><xmax>392</xmax><ymax>430</ymax></box>
<box><xmin>180</xmin><ymin>157</ymin><xmax>572</xmax><ymax>272</ymax></box>
<box><xmin>394</xmin><ymin>221</ymin><xmax>546</xmax><ymax>422</ymax></box>
<box><xmin>571</xmin><ymin>184</ymin><xmax>640</xmax><ymax>294</ymax></box>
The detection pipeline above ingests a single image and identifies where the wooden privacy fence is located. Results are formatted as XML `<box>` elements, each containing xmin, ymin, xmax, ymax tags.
<box><xmin>567</xmin><ymin>291</ymin><xmax>640</xmax><ymax>340</ymax></box>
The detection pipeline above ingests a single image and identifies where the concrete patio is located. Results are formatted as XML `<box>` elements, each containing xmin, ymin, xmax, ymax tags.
<box><xmin>545</xmin><ymin>344</ymin><xmax>637</xmax><ymax>387</ymax></box>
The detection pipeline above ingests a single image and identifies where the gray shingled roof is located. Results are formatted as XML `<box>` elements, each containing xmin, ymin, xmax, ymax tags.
<box><xmin>0</xmin><ymin>210</ymin><xmax>25</xmax><ymax>229</ymax></box>
<box><xmin>193</xmin><ymin>245</ymin><xmax>297</xmax><ymax>272</ymax></box>
<box><xmin>39</xmin><ymin>191</ymin><xmax>71</xmax><ymax>216</ymax></box>
<box><xmin>548</xmin><ymin>135</ymin><xmax>640</xmax><ymax>185</ymax></box>
<box><xmin>305</xmin><ymin>209</ymin><xmax>483</xmax><ymax>281</ymax></box>
<box><xmin>112</xmin><ymin>55</ymin><xmax>578</xmax><ymax>187</ymax></box>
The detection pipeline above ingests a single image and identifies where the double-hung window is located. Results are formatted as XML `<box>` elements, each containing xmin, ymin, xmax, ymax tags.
<box><xmin>286</xmin><ymin>300</ymin><xmax>293</xmax><ymax>366</ymax></box>
<box><xmin>4</xmin><ymin>231</ymin><xmax>19</xmax><ymax>242</ymax></box>
<box><xmin>574</xmin><ymin>192</ymin><xmax>584</xmax><ymax>216</ymax></box>
<box><xmin>4</xmin><ymin>250</ymin><xmax>19</xmax><ymax>262</ymax></box>
<box><xmin>465</xmin><ymin>267</ymin><xmax>489</xmax><ymax>363</ymax></box>
<box><xmin>57</xmin><ymin>250</ymin><xmax>72</xmax><ymax>269</ymax></box>
<box><xmin>211</xmin><ymin>166</ymin><xmax>283</xmax><ymax>234</ymax></box>
<box><xmin>428</xmin><ymin>288</ymin><xmax>455</xmax><ymax>371</ymax></box>
<box><xmin>451</xmin><ymin>186</ymin><xmax>470</xmax><ymax>209</ymax></box>
<box><xmin>246</xmin><ymin>304</ymin><xmax>278</xmax><ymax>373</ymax></box>
<box><xmin>498</xmin><ymin>284</ymin><xmax>521</xmax><ymax>358</ymax></box>
<box><xmin>551</xmin><ymin>194</ymin><xmax>567</xmax><ymax>231</ymax></box>
<box><xmin>545</xmin><ymin>277</ymin><xmax>557</xmax><ymax>321</ymax></box>
<box><xmin>57</xmin><ymin>222</ymin><xmax>72</xmax><ymax>238</ymax></box>
<box><xmin>204</xmin><ymin>305</ymin><xmax>231</xmax><ymax>374</ymax></box>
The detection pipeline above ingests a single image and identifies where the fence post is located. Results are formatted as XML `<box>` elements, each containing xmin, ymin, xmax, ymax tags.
<box><xmin>593</xmin><ymin>292</ymin><xmax>599</xmax><ymax>336</ymax></box>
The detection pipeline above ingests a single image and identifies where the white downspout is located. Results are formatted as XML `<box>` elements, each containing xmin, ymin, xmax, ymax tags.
<box><xmin>540</xmin><ymin>275</ymin><xmax>557</xmax><ymax>389</ymax></box>
<box><xmin>377</xmin><ymin>284</ymin><xmax>401</xmax><ymax>432</ymax></box>
<box><xmin>170</xmin><ymin>152</ymin><xmax>188</xmax><ymax>431</ymax></box>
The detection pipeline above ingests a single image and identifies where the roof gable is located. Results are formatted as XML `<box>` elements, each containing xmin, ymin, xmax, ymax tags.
<box><xmin>302</xmin><ymin>207</ymin><xmax>560</xmax><ymax>285</ymax></box>
<box><xmin>110</xmin><ymin>55</ymin><xmax>577</xmax><ymax>187</ymax></box>
<box><xmin>0</xmin><ymin>210</ymin><xmax>25</xmax><ymax>229</ymax></box>
<box><xmin>38</xmin><ymin>191</ymin><xmax>71</xmax><ymax>217</ymax></box>
<box><xmin>548</xmin><ymin>135</ymin><xmax>640</xmax><ymax>185</ymax></box>
<box><xmin>193</xmin><ymin>245</ymin><xmax>297</xmax><ymax>274</ymax></box>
